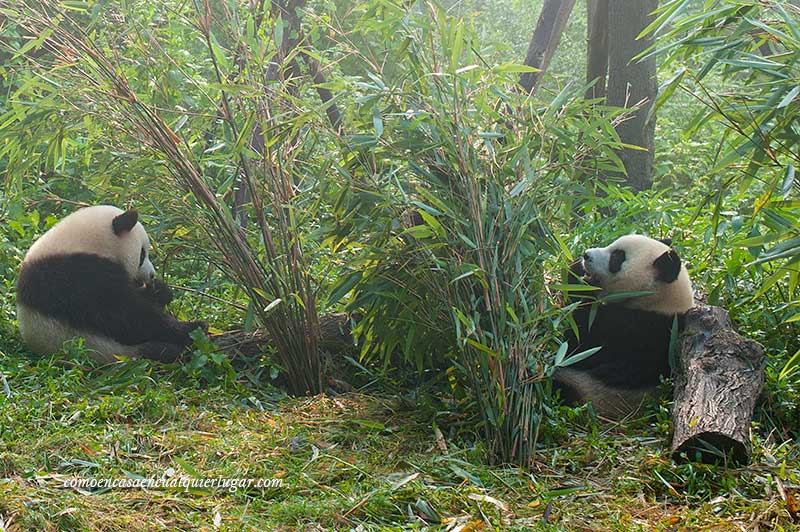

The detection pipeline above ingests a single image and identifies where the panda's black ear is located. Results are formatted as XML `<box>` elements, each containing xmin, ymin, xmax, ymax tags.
<box><xmin>653</xmin><ymin>249</ymin><xmax>681</xmax><ymax>283</ymax></box>
<box><xmin>659</xmin><ymin>237</ymin><xmax>672</xmax><ymax>247</ymax></box>
<box><xmin>112</xmin><ymin>209</ymin><xmax>139</xmax><ymax>236</ymax></box>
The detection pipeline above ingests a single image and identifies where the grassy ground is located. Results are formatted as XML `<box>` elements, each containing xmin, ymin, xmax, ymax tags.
<box><xmin>0</xmin><ymin>347</ymin><xmax>798</xmax><ymax>531</ymax></box>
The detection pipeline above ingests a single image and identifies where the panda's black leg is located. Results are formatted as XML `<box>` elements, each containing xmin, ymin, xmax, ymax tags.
<box><xmin>552</xmin><ymin>374</ymin><xmax>582</xmax><ymax>405</ymax></box>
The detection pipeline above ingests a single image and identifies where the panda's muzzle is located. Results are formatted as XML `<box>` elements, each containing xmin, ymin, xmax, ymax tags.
<box><xmin>581</xmin><ymin>254</ymin><xmax>594</xmax><ymax>276</ymax></box>
<box><xmin>570</xmin><ymin>258</ymin><xmax>587</xmax><ymax>277</ymax></box>
<box><xmin>135</xmin><ymin>260</ymin><xmax>156</xmax><ymax>285</ymax></box>
<box><xmin>579</xmin><ymin>251</ymin><xmax>603</xmax><ymax>286</ymax></box>
<box><xmin>570</xmin><ymin>257</ymin><xmax>599</xmax><ymax>286</ymax></box>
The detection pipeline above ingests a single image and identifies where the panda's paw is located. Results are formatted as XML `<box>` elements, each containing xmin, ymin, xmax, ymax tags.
<box><xmin>138</xmin><ymin>341</ymin><xmax>185</xmax><ymax>363</ymax></box>
<box><xmin>142</xmin><ymin>278</ymin><xmax>174</xmax><ymax>306</ymax></box>
<box><xmin>183</xmin><ymin>320</ymin><xmax>209</xmax><ymax>335</ymax></box>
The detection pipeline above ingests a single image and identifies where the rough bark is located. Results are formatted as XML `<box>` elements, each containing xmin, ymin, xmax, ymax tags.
<box><xmin>267</xmin><ymin>0</ymin><xmax>307</xmax><ymax>88</ymax></box>
<box><xmin>585</xmin><ymin>0</ymin><xmax>609</xmax><ymax>100</ymax></box>
<box><xmin>606</xmin><ymin>0</ymin><xmax>657</xmax><ymax>191</ymax></box>
<box><xmin>671</xmin><ymin>304</ymin><xmax>764</xmax><ymax>465</ymax></box>
<box><xmin>304</xmin><ymin>51</ymin><xmax>342</xmax><ymax>132</ymax></box>
<box><xmin>267</xmin><ymin>0</ymin><xmax>342</xmax><ymax>131</ymax></box>
<box><xmin>520</xmin><ymin>0</ymin><xmax>576</xmax><ymax>95</ymax></box>
<box><xmin>212</xmin><ymin>313</ymin><xmax>355</xmax><ymax>357</ymax></box>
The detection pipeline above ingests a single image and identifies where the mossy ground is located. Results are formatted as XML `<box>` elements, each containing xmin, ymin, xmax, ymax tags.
<box><xmin>0</xmin><ymin>348</ymin><xmax>797</xmax><ymax>531</ymax></box>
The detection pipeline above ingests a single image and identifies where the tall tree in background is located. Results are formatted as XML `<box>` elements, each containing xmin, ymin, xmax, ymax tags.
<box><xmin>603</xmin><ymin>0</ymin><xmax>658</xmax><ymax>191</ymax></box>
<box><xmin>524</xmin><ymin>0</ymin><xmax>658</xmax><ymax>190</ymax></box>
<box><xmin>266</xmin><ymin>0</ymin><xmax>342</xmax><ymax>132</ymax></box>
<box><xmin>585</xmin><ymin>0</ymin><xmax>609</xmax><ymax>100</ymax></box>
<box><xmin>227</xmin><ymin>0</ymin><xmax>343</xmax><ymax>224</ymax></box>
<box><xmin>520</xmin><ymin>0</ymin><xmax>576</xmax><ymax>95</ymax></box>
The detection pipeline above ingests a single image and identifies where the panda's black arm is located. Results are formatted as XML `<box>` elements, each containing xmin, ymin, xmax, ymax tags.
<box><xmin>17</xmin><ymin>254</ymin><xmax>202</xmax><ymax>347</ymax></box>
<box><xmin>90</xmin><ymin>285</ymin><xmax>201</xmax><ymax>346</ymax></box>
<box><xmin>136</xmin><ymin>341</ymin><xmax>192</xmax><ymax>362</ymax></box>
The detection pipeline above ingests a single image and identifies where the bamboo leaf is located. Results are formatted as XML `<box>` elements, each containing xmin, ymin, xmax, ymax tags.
<box><xmin>782</xmin><ymin>164</ymin><xmax>796</xmax><ymax>199</ymax></box>
<box><xmin>373</xmin><ymin>104</ymin><xmax>384</xmax><ymax>137</ymax></box>
<box><xmin>553</xmin><ymin>341</ymin><xmax>568</xmax><ymax>366</ymax></box>
<box><xmin>493</xmin><ymin>63</ymin><xmax>539</xmax><ymax>73</ymax></box>
<box><xmin>328</xmin><ymin>271</ymin><xmax>363</xmax><ymax>306</ymax></box>
<box><xmin>779</xmin><ymin>349</ymin><xmax>800</xmax><ymax>381</ymax></box>
<box><xmin>557</xmin><ymin>346</ymin><xmax>602</xmax><ymax>368</ymax></box>
<box><xmin>778</xmin><ymin>86</ymin><xmax>800</xmax><ymax>109</ymax></box>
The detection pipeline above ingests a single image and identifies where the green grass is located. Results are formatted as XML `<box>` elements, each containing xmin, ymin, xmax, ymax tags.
<box><xmin>0</xmin><ymin>346</ymin><xmax>798</xmax><ymax>531</ymax></box>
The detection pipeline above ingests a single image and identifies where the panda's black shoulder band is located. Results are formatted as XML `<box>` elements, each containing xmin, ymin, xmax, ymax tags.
<box><xmin>112</xmin><ymin>209</ymin><xmax>139</xmax><ymax>235</ymax></box>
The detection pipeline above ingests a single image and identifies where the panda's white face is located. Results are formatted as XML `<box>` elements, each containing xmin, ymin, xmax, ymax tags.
<box><xmin>25</xmin><ymin>205</ymin><xmax>156</xmax><ymax>285</ymax></box>
<box><xmin>581</xmin><ymin>234</ymin><xmax>694</xmax><ymax>315</ymax></box>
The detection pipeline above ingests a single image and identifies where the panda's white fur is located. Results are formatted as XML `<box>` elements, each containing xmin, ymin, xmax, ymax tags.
<box><xmin>550</xmin><ymin>367</ymin><xmax>653</xmax><ymax>417</ymax></box>
<box><xmin>17</xmin><ymin>205</ymin><xmax>204</xmax><ymax>363</ymax></box>
<box><xmin>16</xmin><ymin>310</ymin><xmax>140</xmax><ymax>362</ymax></box>
<box><xmin>555</xmin><ymin>234</ymin><xmax>694</xmax><ymax>418</ymax></box>
<box><xmin>24</xmin><ymin>205</ymin><xmax>155</xmax><ymax>284</ymax></box>
<box><xmin>583</xmin><ymin>234</ymin><xmax>693</xmax><ymax>315</ymax></box>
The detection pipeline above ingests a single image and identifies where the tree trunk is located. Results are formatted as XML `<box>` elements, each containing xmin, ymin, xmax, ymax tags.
<box><xmin>302</xmin><ymin>50</ymin><xmax>342</xmax><ymax>132</ymax></box>
<box><xmin>585</xmin><ymin>0</ymin><xmax>609</xmax><ymax>100</ymax></box>
<box><xmin>267</xmin><ymin>0</ymin><xmax>307</xmax><ymax>88</ymax></box>
<box><xmin>606</xmin><ymin>0</ymin><xmax>657</xmax><ymax>191</ymax></box>
<box><xmin>212</xmin><ymin>313</ymin><xmax>356</xmax><ymax>357</ymax></box>
<box><xmin>520</xmin><ymin>0</ymin><xmax>576</xmax><ymax>95</ymax></box>
<box><xmin>671</xmin><ymin>305</ymin><xmax>764</xmax><ymax>465</ymax></box>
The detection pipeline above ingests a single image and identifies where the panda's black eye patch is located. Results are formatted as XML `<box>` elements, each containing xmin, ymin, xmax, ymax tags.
<box><xmin>139</xmin><ymin>247</ymin><xmax>146</xmax><ymax>266</ymax></box>
<box><xmin>609</xmin><ymin>249</ymin><xmax>626</xmax><ymax>273</ymax></box>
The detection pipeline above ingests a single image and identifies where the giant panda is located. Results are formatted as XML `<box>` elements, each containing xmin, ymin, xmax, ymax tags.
<box><xmin>554</xmin><ymin>234</ymin><xmax>694</xmax><ymax>418</ymax></box>
<box><xmin>16</xmin><ymin>205</ymin><xmax>206</xmax><ymax>363</ymax></box>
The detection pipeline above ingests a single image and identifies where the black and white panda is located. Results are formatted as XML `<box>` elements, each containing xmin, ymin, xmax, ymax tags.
<box><xmin>16</xmin><ymin>205</ymin><xmax>206</xmax><ymax>363</ymax></box>
<box><xmin>554</xmin><ymin>234</ymin><xmax>694</xmax><ymax>418</ymax></box>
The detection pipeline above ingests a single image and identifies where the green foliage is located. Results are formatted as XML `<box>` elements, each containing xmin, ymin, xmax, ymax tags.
<box><xmin>649</xmin><ymin>0</ymin><xmax>800</xmax><ymax>191</ymax></box>
<box><xmin>0</xmin><ymin>0</ymin><xmax>797</xmax><ymax>478</ymax></box>
<box><xmin>183</xmin><ymin>329</ymin><xmax>237</xmax><ymax>387</ymax></box>
<box><xmin>649</xmin><ymin>0</ymin><xmax>800</xmax><ymax>386</ymax></box>
<box><xmin>1</xmin><ymin>0</ymin><xmax>327</xmax><ymax>395</ymax></box>
<box><xmin>323</xmin><ymin>2</ymin><xmax>628</xmax><ymax>465</ymax></box>
<box><xmin>441</xmin><ymin>0</ymin><xmax>588</xmax><ymax>91</ymax></box>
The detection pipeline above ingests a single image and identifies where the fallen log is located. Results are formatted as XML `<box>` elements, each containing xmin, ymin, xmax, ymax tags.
<box><xmin>671</xmin><ymin>304</ymin><xmax>764</xmax><ymax>465</ymax></box>
<box><xmin>211</xmin><ymin>312</ymin><xmax>356</xmax><ymax>358</ymax></box>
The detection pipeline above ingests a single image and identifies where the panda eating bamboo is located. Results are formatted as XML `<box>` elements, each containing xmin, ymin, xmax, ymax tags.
<box><xmin>16</xmin><ymin>205</ymin><xmax>206</xmax><ymax>363</ymax></box>
<box><xmin>554</xmin><ymin>235</ymin><xmax>695</xmax><ymax>418</ymax></box>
